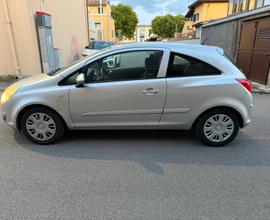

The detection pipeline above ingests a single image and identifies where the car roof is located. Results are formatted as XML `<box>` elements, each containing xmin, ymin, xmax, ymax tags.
<box><xmin>108</xmin><ymin>42</ymin><xmax>224</xmax><ymax>55</ymax></box>
<box><xmin>82</xmin><ymin>42</ymin><xmax>244</xmax><ymax>77</ymax></box>
<box><xmin>91</xmin><ymin>40</ymin><xmax>112</xmax><ymax>43</ymax></box>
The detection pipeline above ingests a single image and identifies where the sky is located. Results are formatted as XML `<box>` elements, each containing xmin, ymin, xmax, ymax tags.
<box><xmin>110</xmin><ymin>0</ymin><xmax>193</xmax><ymax>24</ymax></box>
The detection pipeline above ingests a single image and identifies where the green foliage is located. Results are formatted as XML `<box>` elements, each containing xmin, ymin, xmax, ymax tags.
<box><xmin>111</xmin><ymin>4</ymin><xmax>138</xmax><ymax>39</ymax></box>
<box><xmin>152</xmin><ymin>14</ymin><xmax>186</xmax><ymax>38</ymax></box>
<box><xmin>174</xmin><ymin>15</ymin><xmax>186</xmax><ymax>33</ymax></box>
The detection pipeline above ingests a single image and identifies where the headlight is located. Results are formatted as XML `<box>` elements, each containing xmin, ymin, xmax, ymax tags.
<box><xmin>0</xmin><ymin>86</ymin><xmax>19</xmax><ymax>105</ymax></box>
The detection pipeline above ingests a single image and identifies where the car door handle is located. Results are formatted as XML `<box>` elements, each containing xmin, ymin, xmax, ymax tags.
<box><xmin>142</xmin><ymin>88</ymin><xmax>159</xmax><ymax>95</ymax></box>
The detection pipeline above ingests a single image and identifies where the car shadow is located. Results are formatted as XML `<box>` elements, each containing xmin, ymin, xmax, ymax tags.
<box><xmin>14</xmin><ymin>129</ymin><xmax>270</xmax><ymax>175</ymax></box>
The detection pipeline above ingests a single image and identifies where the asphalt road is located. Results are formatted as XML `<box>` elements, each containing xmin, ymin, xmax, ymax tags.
<box><xmin>0</xmin><ymin>93</ymin><xmax>270</xmax><ymax>219</ymax></box>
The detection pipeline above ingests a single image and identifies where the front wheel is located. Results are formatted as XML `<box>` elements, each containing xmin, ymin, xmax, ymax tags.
<box><xmin>195</xmin><ymin>109</ymin><xmax>240</xmax><ymax>147</ymax></box>
<box><xmin>21</xmin><ymin>107</ymin><xmax>65</xmax><ymax>145</ymax></box>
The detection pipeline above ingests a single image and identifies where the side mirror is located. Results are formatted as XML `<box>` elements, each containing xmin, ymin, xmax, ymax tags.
<box><xmin>76</xmin><ymin>73</ymin><xmax>85</xmax><ymax>87</ymax></box>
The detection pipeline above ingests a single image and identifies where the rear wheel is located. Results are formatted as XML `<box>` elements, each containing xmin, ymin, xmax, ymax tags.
<box><xmin>21</xmin><ymin>107</ymin><xmax>65</xmax><ymax>145</ymax></box>
<box><xmin>195</xmin><ymin>109</ymin><xmax>240</xmax><ymax>146</ymax></box>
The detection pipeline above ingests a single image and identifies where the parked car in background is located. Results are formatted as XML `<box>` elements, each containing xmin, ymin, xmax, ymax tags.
<box><xmin>1</xmin><ymin>42</ymin><xmax>253</xmax><ymax>146</ymax></box>
<box><xmin>82</xmin><ymin>41</ymin><xmax>114</xmax><ymax>57</ymax></box>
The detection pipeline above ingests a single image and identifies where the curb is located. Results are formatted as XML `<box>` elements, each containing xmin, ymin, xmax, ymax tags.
<box><xmin>252</xmin><ymin>90</ymin><xmax>270</xmax><ymax>94</ymax></box>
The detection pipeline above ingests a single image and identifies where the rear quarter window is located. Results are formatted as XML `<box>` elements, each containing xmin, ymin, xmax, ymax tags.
<box><xmin>167</xmin><ymin>52</ymin><xmax>222</xmax><ymax>78</ymax></box>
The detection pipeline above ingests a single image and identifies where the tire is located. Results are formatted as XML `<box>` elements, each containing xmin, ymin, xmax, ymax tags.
<box><xmin>21</xmin><ymin>107</ymin><xmax>66</xmax><ymax>145</ymax></box>
<box><xmin>195</xmin><ymin>109</ymin><xmax>240</xmax><ymax>147</ymax></box>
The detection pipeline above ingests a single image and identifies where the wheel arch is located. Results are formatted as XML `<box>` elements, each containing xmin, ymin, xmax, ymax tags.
<box><xmin>16</xmin><ymin>104</ymin><xmax>68</xmax><ymax>130</ymax></box>
<box><xmin>192</xmin><ymin>106</ymin><xmax>244</xmax><ymax>129</ymax></box>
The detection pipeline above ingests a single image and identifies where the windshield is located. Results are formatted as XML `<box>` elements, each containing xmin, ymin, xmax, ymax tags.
<box><xmin>47</xmin><ymin>57</ymin><xmax>87</xmax><ymax>76</ymax></box>
<box><xmin>89</xmin><ymin>41</ymin><xmax>113</xmax><ymax>50</ymax></box>
<box><xmin>48</xmin><ymin>47</ymin><xmax>116</xmax><ymax>76</ymax></box>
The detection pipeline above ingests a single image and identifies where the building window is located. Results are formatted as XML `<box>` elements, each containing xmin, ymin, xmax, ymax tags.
<box><xmin>228</xmin><ymin>0</ymin><xmax>234</xmax><ymax>15</ymax></box>
<box><xmin>195</xmin><ymin>14</ymin><xmax>199</xmax><ymax>21</ymax></box>
<box><xmin>95</xmin><ymin>23</ymin><xmax>101</xmax><ymax>29</ymax></box>
<box><xmin>98</xmin><ymin>7</ymin><xmax>104</xmax><ymax>14</ymax></box>
<box><xmin>239</xmin><ymin>0</ymin><xmax>245</xmax><ymax>11</ymax></box>
<box><xmin>256</xmin><ymin>0</ymin><xmax>264</xmax><ymax>8</ymax></box>
<box><xmin>248</xmin><ymin>0</ymin><xmax>256</xmax><ymax>9</ymax></box>
<box><xmin>233</xmin><ymin>0</ymin><xmax>239</xmax><ymax>14</ymax></box>
<box><xmin>139</xmin><ymin>29</ymin><xmax>145</xmax><ymax>38</ymax></box>
<box><xmin>190</xmin><ymin>14</ymin><xmax>199</xmax><ymax>22</ymax></box>
<box><xmin>264</xmin><ymin>0</ymin><xmax>270</xmax><ymax>6</ymax></box>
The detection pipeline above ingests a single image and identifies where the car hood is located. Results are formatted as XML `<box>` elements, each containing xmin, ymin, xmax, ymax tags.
<box><xmin>11</xmin><ymin>74</ymin><xmax>52</xmax><ymax>88</ymax></box>
<box><xmin>82</xmin><ymin>49</ymin><xmax>99</xmax><ymax>56</ymax></box>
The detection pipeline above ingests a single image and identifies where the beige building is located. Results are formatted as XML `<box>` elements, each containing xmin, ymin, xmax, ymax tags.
<box><xmin>0</xmin><ymin>0</ymin><xmax>89</xmax><ymax>77</ymax></box>
<box><xmin>184</xmin><ymin>0</ymin><xmax>229</xmax><ymax>37</ymax></box>
<box><xmin>135</xmin><ymin>25</ymin><xmax>152</xmax><ymax>42</ymax></box>
<box><xmin>119</xmin><ymin>25</ymin><xmax>153</xmax><ymax>44</ymax></box>
<box><xmin>88</xmin><ymin>0</ymin><xmax>116</xmax><ymax>42</ymax></box>
<box><xmin>182</xmin><ymin>21</ymin><xmax>196</xmax><ymax>37</ymax></box>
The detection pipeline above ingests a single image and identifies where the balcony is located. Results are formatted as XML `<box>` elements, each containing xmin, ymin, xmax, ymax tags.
<box><xmin>228</xmin><ymin>0</ymin><xmax>270</xmax><ymax>16</ymax></box>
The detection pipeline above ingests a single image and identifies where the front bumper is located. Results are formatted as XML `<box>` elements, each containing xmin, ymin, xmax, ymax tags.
<box><xmin>1</xmin><ymin>110</ymin><xmax>15</xmax><ymax>128</ymax></box>
<box><xmin>2</xmin><ymin>111</ymin><xmax>6</xmax><ymax>122</ymax></box>
<box><xmin>1</xmin><ymin>102</ymin><xmax>17</xmax><ymax>129</ymax></box>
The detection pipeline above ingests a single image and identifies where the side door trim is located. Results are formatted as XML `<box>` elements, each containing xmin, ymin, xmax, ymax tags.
<box><xmin>81</xmin><ymin>109</ymin><xmax>162</xmax><ymax>117</ymax></box>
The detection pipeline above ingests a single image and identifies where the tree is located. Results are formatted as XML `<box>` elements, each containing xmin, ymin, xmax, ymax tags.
<box><xmin>174</xmin><ymin>15</ymin><xmax>186</xmax><ymax>33</ymax></box>
<box><xmin>111</xmin><ymin>4</ymin><xmax>138</xmax><ymax>39</ymax></box>
<box><xmin>152</xmin><ymin>14</ymin><xmax>186</xmax><ymax>38</ymax></box>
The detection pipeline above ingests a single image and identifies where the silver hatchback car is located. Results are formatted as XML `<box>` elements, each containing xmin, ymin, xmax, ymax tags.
<box><xmin>1</xmin><ymin>43</ymin><xmax>253</xmax><ymax>146</ymax></box>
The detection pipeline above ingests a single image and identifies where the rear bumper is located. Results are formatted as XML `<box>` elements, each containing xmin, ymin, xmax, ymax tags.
<box><xmin>242</xmin><ymin>103</ymin><xmax>253</xmax><ymax>128</ymax></box>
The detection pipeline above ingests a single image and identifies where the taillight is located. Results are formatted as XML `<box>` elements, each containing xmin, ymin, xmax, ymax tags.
<box><xmin>236</xmin><ymin>79</ymin><xmax>252</xmax><ymax>93</ymax></box>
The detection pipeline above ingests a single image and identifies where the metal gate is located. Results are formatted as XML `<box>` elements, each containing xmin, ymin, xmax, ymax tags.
<box><xmin>237</xmin><ymin>17</ymin><xmax>270</xmax><ymax>85</ymax></box>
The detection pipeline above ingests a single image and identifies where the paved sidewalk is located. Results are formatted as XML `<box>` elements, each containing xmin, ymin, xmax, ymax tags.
<box><xmin>0</xmin><ymin>82</ymin><xmax>11</xmax><ymax>91</ymax></box>
<box><xmin>0</xmin><ymin>94</ymin><xmax>270</xmax><ymax>219</ymax></box>
<box><xmin>251</xmin><ymin>81</ymin><xmax>270</xmax><ymax>94</ymax></box>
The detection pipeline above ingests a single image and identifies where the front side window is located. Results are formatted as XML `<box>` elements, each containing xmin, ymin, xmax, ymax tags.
<box><xmin>167</xmin><ymin>53</ymin><xmax>221</xmax><ymax>77</ymax></box>
<box><xmin>84</xmin><ymin>50</ymin><xmax>163</xmax><ymax>83</ymax></box>
<box><xmin>60</xmin><ymin>50</ymin><xmax>163</xmax><ymax>85</ymax></box>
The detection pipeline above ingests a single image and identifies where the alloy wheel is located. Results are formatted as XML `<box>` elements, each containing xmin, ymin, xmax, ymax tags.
<box><xmin>203</xmin><ymin>114</ymin><xmax>234</xmax><ymax>143</ymax></box>
<box><xmin>25</xmin><ymin>113</ymin><xmax>56</xmax><ymax>141</ymax></box>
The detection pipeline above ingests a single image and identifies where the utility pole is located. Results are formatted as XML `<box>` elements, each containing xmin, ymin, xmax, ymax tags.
<box><xmin>99</xmin><ymin>0</ymin><xmax>104</xmax><ymax>40</ymax></box>
<box><xmin>41</xmin><ymin>0</ymin><xmax>45</xmax><ymax>11</ymax></box>
<box><xmin>3</xmin><ymin>0</ymin><xmax>21</xmax><ymax>78</ymax></box>
<box><xmin>86</xmin><ymin>0</ymin><xmax>90</xmax><ymax>43</ymax></box>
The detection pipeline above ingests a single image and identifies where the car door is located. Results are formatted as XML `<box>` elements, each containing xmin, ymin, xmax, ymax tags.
<box><xmin>159</xmin><ymin>52</ymin><xmax>223</xmax><ymax>129</ymax></box>
<box><xmin>68</xmin><ymin>49</ymin><xmax>168</xmax><ymax>129</ymax></box>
